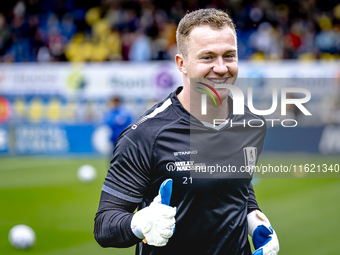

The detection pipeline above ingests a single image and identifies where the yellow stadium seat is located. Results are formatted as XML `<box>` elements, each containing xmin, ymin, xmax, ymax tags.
<box><xmin>47</xmin><ymin>99</ymin><xmax>61</xmax><ymax>122</ymax></box>
<box><xmin>29</xmin><ymin>98</ymin><xmax>43</xmax><ymax>122</ymax></box>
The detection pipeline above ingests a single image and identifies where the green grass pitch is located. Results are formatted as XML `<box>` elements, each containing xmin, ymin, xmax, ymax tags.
<box><xmin>0</xmin><ymin>154</ymin><xmax>339</xmax><ymax>254</ymax></box>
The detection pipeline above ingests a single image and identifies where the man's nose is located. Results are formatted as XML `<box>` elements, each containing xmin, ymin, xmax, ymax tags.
<box><xmin>212</xmin><ymin>57</ymin><xmax>228</xmax><ymax>76</ymax></box>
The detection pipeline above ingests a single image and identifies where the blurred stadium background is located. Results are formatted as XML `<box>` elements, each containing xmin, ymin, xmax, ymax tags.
<box><xmin>0</xmin><ymin>0</ymin><xmax>340</xmax><ymax>254</ymax></box>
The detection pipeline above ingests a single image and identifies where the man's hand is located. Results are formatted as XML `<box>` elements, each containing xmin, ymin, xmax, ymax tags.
<box><xmin>131</xmin><ymin>179</ymin><xmax>176</xmax><ymax>246</ymax></box>
<box><xmin>248</xmin><ymin>210</ymin><xmax>279</xmax><ymax>255</ymax></box>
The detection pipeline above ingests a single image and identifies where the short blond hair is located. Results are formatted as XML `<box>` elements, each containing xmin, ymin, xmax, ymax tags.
<box><xmin>176</xmin><ymin>9</ymin><xmax>236</xmax><ymax>58</ymax></box>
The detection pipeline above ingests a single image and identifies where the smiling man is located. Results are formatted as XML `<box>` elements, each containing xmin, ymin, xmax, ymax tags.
<box><xmin>94</xmin><ymin>9</ymin><xmax>279</xmax><ymax>255</ymax></box>
<box><xmin>176</xmin><ymin>17</ymin><xmax>238</xmax><ymax>122</ymax></box>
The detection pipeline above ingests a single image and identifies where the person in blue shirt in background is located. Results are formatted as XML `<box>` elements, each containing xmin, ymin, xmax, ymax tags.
<box><xmin>104</xmin><ymin>96</ymin><xmax>134</xmax><ymax>149</ymax></box>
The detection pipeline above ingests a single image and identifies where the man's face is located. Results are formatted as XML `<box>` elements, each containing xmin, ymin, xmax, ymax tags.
<box><xmin>179</xmin><ymin>25</ymin><xmax>238</xmax><ymax>99</ymax></box>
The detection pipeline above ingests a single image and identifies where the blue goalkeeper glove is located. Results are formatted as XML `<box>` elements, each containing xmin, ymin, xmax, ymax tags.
<box><xmin>248</xmin><ymin>210</ymin><xmax>279</xmax><ymax>255</ymax></box>
<box><xmin>131</xmin><ymin>179</ymin><xmax>176</xmax><ymax>246</ymax></box>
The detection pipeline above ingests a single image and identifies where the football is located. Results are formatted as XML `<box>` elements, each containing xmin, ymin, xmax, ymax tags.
<box><xmin>8</xmin><ymin>224</ymin><xmax>36</xmax><ymax>249</ymax></box>
<box><xmin>77</xmin><ymin>164</ymin><xmax>97</xmax><ymax>183</ymax></box>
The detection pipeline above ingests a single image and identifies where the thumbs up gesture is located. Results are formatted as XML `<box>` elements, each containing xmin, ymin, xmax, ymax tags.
<box><xmin>131</xmin><ymin>179</ymin><xmax>176</xmax><ymax>246</ymax></box>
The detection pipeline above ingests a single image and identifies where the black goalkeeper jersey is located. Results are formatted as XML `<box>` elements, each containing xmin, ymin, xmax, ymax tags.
<box><xmin>96</xmin><ymin>87</ymin><xmax>267</xmax><ymax>255</ymax></box>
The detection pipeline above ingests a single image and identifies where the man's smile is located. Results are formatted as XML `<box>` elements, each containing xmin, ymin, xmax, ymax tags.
<box><xmin>207</xmin><ymin>78</ymin><xmax>230</xmax><ymax>84</ymax></box>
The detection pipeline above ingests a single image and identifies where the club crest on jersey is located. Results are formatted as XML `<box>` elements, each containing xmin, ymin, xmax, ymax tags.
<box><xmin>243</xmin><ymin>147</ymin><xmax>257</xmax><ymax>175</ymax></box>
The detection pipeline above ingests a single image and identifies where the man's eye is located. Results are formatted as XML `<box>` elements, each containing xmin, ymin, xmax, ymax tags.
<box><xmin>225</xmin><ymin>54</ymin><xmax>235</xmax><ymax>59</ymax></box>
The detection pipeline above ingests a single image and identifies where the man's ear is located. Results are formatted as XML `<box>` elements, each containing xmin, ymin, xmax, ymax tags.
<box><xmin>175</xmin><ymin>54</ymin><xmax>187</xmax><ymax>75</ymax></box>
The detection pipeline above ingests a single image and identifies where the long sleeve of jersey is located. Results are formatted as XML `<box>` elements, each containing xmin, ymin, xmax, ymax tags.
<box><xmin>94</xmin><ymin>191</ymin><xmax>141</xmax><ymax>248</ymax></box>
<box><xmin>247</xmin><ymin>182</ymin><xmax>260</xmax><ymax>213</ymax></box>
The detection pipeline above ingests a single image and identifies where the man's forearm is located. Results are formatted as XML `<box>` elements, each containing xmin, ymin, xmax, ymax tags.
<box><xmin>247</xmin><ymin>182</ymin><xmax>260</xmax><ymax>213</ymax></box>
<box><xmin>94</xmin><ymin>191</ymin><xmax>141</xmax><ymax>248</ymax></box>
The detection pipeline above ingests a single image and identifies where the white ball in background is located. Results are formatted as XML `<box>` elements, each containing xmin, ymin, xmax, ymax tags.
<box><xmin>77</xmin><ymin>164</ymin><xmax>97</xmax><ymax>183</ymax></box>
<box><xmin>8</xmin><ymin>224</ymin><xmax>36</xmax><ymax>249</ymax></box>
